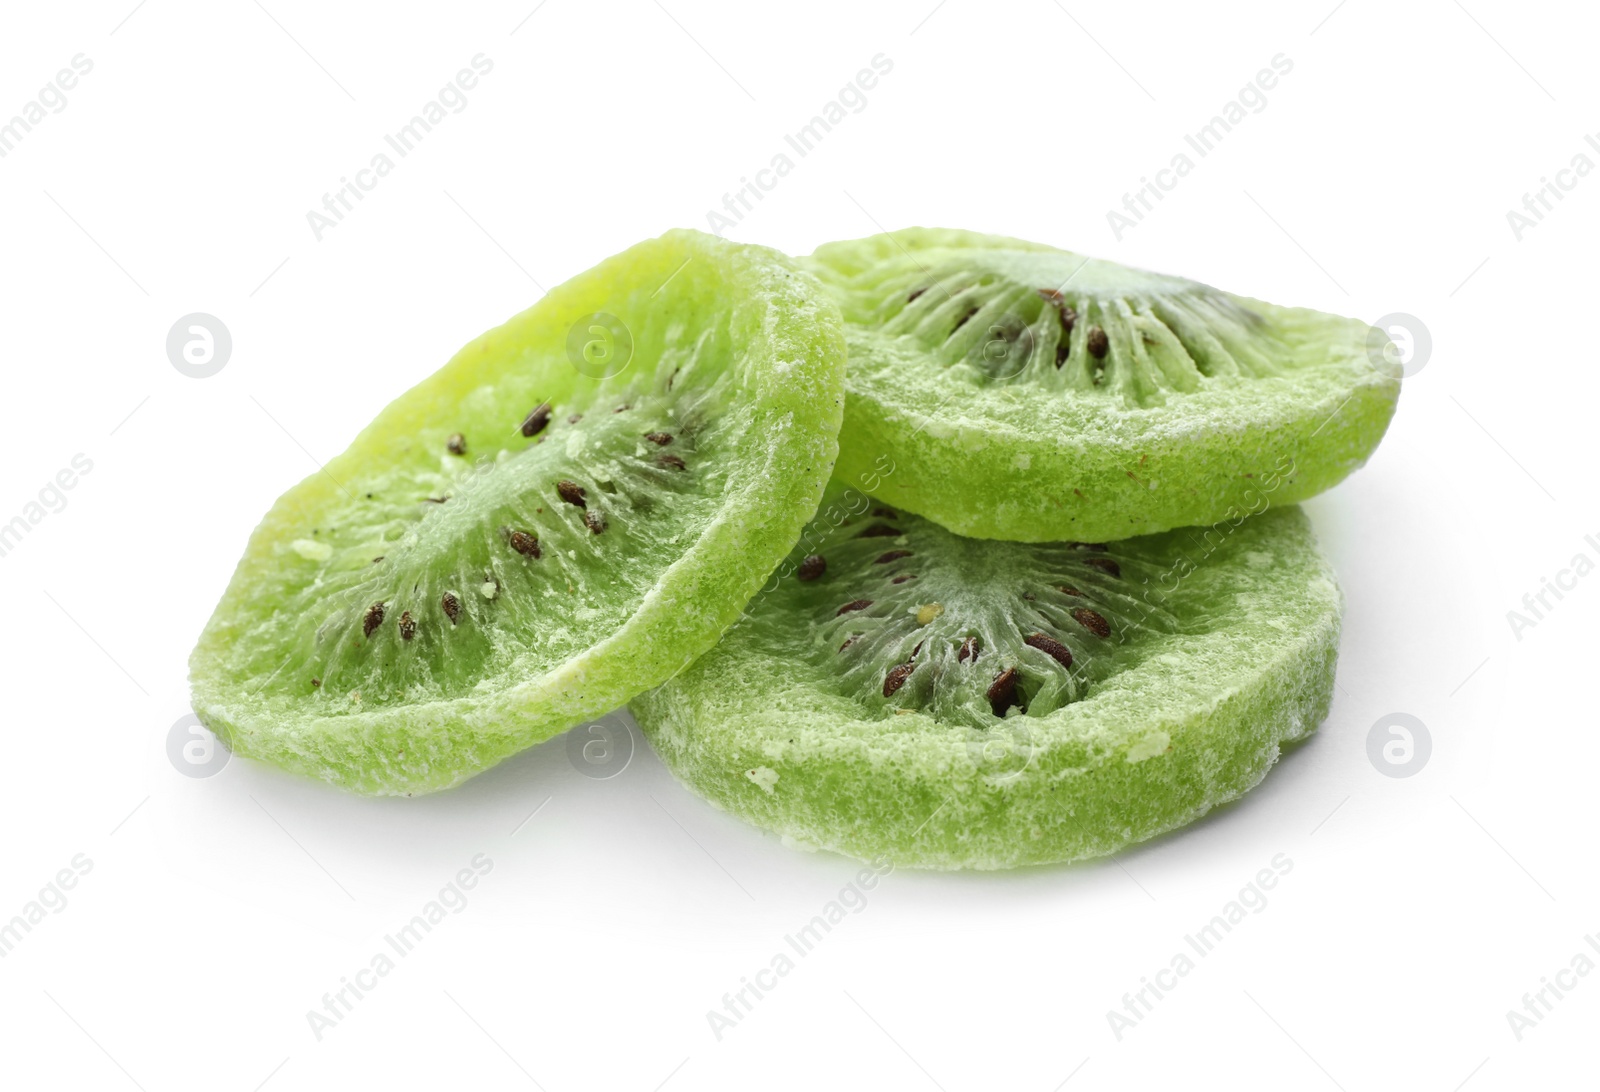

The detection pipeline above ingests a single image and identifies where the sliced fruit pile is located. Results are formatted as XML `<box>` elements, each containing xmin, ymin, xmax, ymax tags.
<box><xmin>191</xmin><ymin>226</ymin><xmax>1398</xmax><ymax>867</ymax></box>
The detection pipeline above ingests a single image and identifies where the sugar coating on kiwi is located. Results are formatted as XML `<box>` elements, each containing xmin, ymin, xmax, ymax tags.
<box><xmin>804</xmin><ymin>227</ymin><xmax>1401</xmax><ymax>543</ymax></box>
<box><xmin>631</xmin><ymin>491</ymin><xmax>1342</xmax><ymax>870</ymax></box>
<box><xmin>189</xmin><ymin>229</ymin><xmax>846</xmax><ymax>795</ymax></box>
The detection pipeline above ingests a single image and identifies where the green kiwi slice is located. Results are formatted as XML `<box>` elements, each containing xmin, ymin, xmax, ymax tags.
<box><xmin>190</xmin><ymin>230</ymin><xmax>845</xmax><ymax>795</ymax></box>
<box><xmin>804</xmin><ymin>227</ymin><xmax>1400</xmax><ymax>542</ymax></box>
<box><xmin>631</xmin><ymin>487</ymin><xmax>1341</xmax><ymax>869</ymax></box>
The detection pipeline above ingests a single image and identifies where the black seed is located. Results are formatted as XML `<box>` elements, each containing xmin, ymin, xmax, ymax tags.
<box><xmin>508</xmin><ymin>530</ymin><xmax>541</xmax><ymax>558</ymax></box>
<box><xmin>874</xmin><ymin>550</ymin><xmax>913</xmax><ymax>564</ymax></box>
<box><xmin>613</xmin><ymin>404</ymin><xmax>630</xmax><ymax>413</ymax></box>
<box><xmin>658</xmin><ymin>454</ymin><xmax>686</xmax><ymax>471</ymax></box>
<box><xmin>311</xmin><ymin>677</ymin><xmax>321</xmax><ymax>688</ymax></box>
<box><xmin>840</xmin><ymin>634</ymin><xmax>862</xmax><ymax>652</ymax></box>
<box><xmin>557</xmin><ymin>480</ymin><xmax>587</xmax><ymax>508</ymax></box>
<box><xmin>442</xmin><ymin>591</ymin><xmax>462</xmax><ymax>625</ymax></box>
<box><xmin>1056</xmin><ymin>341</ymin><xmax>1070</xmax><ymax>368</ymax></box>
<box><xmin>363</xmin><ymin>602</ymin><xmax>385</xmax><ymax>638</ymax></box>
<box><xmin>837</xmin><ymin>598</ymin><xmax>873</xmax><ymax>616</ymax></box>
<box><xmin>1024</xmin><ymin>632</ymin><xmax>1073</xmax><ymax>669</ymax></box>
<box><xmin>1087</xmin><ymin>326</ymin><xmax>1109</xmax><ymax>359</ymax></box>
<box><xmin>1058</xmin><ymin>584</ymin><xmax>1083</xmax><ymax>597</ymax></box>
<box><xmin>871</xmin><ymin>507</ymin><xmax>898</xmax><ymax>519</ymax></box>
<box><xmin>520</xmin><ymin>403</ymin><xmax>552</xmax><ymax>437</ymax></box>
<box><xmin>584</xmin><ymin>510</ymin><xmax>607</xmax><ymax>534</ymax></box>
<box><xmin>373</xmin><ymin>556</ymin><xmax>385</xmax><ymax>564</ymax></box>
<box><xmin>423</xmin><ymin>496</ymin><xmax>448</xmax><ymax>504</ymax></box>
<box><xmin>398</xmin><ymin>611</ymin><xmax>417</xmax><ymax>641</ymax></box>
<box><xmin>446</xmin><ymin>433</ymin><xmax>467</xmax><ymax>456</ymax></box>
<box><xmin>952</xmin><ymin>305</ymin><xmax>980</xmax><ymax>332</ymax></box>
<box><xmin>883</xmin><ymin>661</ymin><xmax>915</xmax><ymax>697</ymax></box>
<box><xmin>796</xmin><ymin>555</ymin><xmax>827</xmax><ymax>581</ymax></box>
<box><xmin>986</xmin><ymin>667</ymin><xmax>1020</xmax><ymax>717</ymax></box>
<box><xmin>1085</xmin><ymin>557</ymin><xmax>1121</xmax><ymax>578</ymax></box>
<box><xmin>958</xmin><ymin>636</ymin><xmax>980</xmax><ymax>663</ymax></box>
<box><xmin>645</xmin><ymin>432</ymin><xmax>674</xmax><ymax>446</ymax></box>
<box><xmin>859</xmin><ymin>523</ymin><xmax>900</xmax><ymax>538</ymax></box>
<box><xmin>1073</xmin><ymin>608</ymin><xmax>1111</xmax><ymax>638</ymax></box>
<box><xmin>908</xmin><ymin>287</ymin><xmax>926</xmax><ymax>303</ymax></box>
<box><xmin>891</xmin><ymin>574</ymin><xmax>917</xmax><ymax>585</ymax></box>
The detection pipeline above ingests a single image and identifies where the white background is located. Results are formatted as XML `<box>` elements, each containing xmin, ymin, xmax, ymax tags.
<box><xmin>0</xmin><ymin>1</ymin><xmax>1593</xmax><ymax>1088</ymax></box>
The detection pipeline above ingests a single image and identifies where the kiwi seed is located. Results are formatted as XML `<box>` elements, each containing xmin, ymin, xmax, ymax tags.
<box><xmin>952</xmin><ymin>305</ymin><xmax>979</xmax><ymax>333</ymax></box>
<box><xmin>658</xmin><ymin>454</ymin><xmax>686</xmax><ymax>471</ymax></box>
<box><xmin>520</xmin><ymin>403</ymin><xmax>552</xmax><ymax>437</ymax></box>
<box><xmin>1084</xmin><ymin>557</ymin><xmax>1120</xmax><ymax>578</ymax></box>
<box><xmin>508</xmin><ymin>530</ymin><xmax>541</xmax><ymax>559</ymax></box>
<box><xmin>311</xmin><ymin>677</ymin><xmax>321</xmax><ymax>688</ymax></box>
<box><xmin>398</xmin><ymin>612</ymin><xmax>417</xmax><ymax>641</ymax></box>
<box><xmin>362</xmin><ymin>602</ymin><xmax>385</xmax><ymax>638</ymax></box>
<box><xmin>837</xmin><ymin>598</ymin><xmax>872</xmax><ymax>616</ymax></box>
<box><xmin>891</xmin><ymin>574</ymin><xmax>916</xmax><ymax>585</ymax></box>
<box><xmin>557</xmin><ymin>480</ymin><xmax>588</xmax><ymax>508</ymax></box>
<box><xmin>584</xmin><ymin>510</ymin><xmax>607</xmax><ymax>535</ymax></box>
<box><xmin>907</xmin><ymin>287</ymin><xmax>926</xmax><ymax>303</ymax></box>
<box><xmin>447</xmin><ymin>433</ymin><xmax>467</xmax><ymax>456</ymax></box>
<box><xmin>1023</xmin><ymin>632</ymin><xmax>1073</xmax><ymax>669</ymax></box>
<box><xmin>1072</xmin><ymin>608</ymin><xmax>1111</xmax><ymax>638</ymax></box>
<box><xmin>874</xmin><ymin>550</ymin><xmax>912</xmax><ymax>564</ymax></box>
<box><xmin>568</xmin><ymin>413</ymin><xmax>583</xmax><ymax>424</ymax></box>
<box><xmin>871</xmin><ymin>507</ymin><xmax>898</xmax><ymax>519</ymax></box>
<box><xmin>958</xmin><ymin>636</ymin><xmax>980</xmax><ymax>663</ymax></box>
<box><xmin>859</xmin><ymin>523</ymin><xmax>899</xmax><ymax>538</ymax></box>
<box><xmin>441</xmin><ymin>591</ymin><xmax>462</xmax><ymax>625</ymax></box>
<box><xmin>645</xmin><ymin>432</ymin><xmax>674</xmax><ymax>445</ymax></box>
<box><xmin>1036</xmin><ymin>288</ymin><xmax>1064</xmax><ymax>305</ymax></box>
<box><xmin>796</xmin><ymin>555</ymin><xmax>827</xmax><ymax>581</ymax></box>
<box><xmin>1058</xmin><ymin>584</ymin><xmax>1082</xmax><ymax>596</ymax></box>
<box><xmin>883</xmin><ymin>661</ymin><xmax>915</xmax><ymax>697</ymax></box>
<box><xmin>1086</xmin><ymin>326</ymin><xmax>1109</xmax><ymax>359</ymax></box>
<box><xmin>986</xmin><ymin>667</ymin><xmax>1020</xmax><ymax>716</ymax></box>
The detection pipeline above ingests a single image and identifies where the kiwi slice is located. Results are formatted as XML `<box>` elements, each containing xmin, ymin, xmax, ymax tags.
<box><xmin>190</xmin><ymin>230</ymin><xmax>845</xmax><ymax>795</ymax></box>
<box><xmin>804</xmin><ymin>227</ymin><xmax>1400</xmax><ymax>542</ymax></box>
<box><xmin>632</xmin><ymin>488</ymin><xmax>1341</xmax><ymax>869</ymax></box>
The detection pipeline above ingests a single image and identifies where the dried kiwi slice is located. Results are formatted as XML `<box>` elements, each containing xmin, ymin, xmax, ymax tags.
<box><xmin>632</xmin><ymin>488</ymin><xmax>1341</xmax><ymax>869</ymax></box>
<box><xmin>190</xmin><ymin>230</ymin><xmax>845</xmax><ymax>795</ymax></box>
<box><xmin>805</xmin><ymin>227</ymin><xmax>1400</xmax><ymax>542</ymax></box>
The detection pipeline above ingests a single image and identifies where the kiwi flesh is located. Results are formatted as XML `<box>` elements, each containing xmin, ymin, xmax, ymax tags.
<box><xmin>631</xmin><ymin>486</ymin><xmax>1342</xmax><ymax>869</ymax></box>
<box><xmin>189</xmin><ymin>230</ymin><xmax>846</xmax><ymax>795</ymax></box>
<box><xmin>805</xmin><ymin>227</ymin><xmax>1401</xmax><ymax>543</ymax></box>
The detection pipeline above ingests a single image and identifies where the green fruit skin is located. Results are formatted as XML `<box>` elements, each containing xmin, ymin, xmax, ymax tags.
<box><xmin>832</xmin><ymin>345</ymin><xmax>1396</xmax><ymax>543</ymax></box>
<box><xmin>633</xmin><ymin>507</ymin><xmax>1341</xmax><ymax>870</ymax></box>
<box><xmin>190</xmin><ymin>229</ymin><xmax>846</xmax><ymax>795</ymax></box>
<box><xmin>812</xmin><ymin>228</ymin><xmax>1402</xmax><ymax>543</ymax></box>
